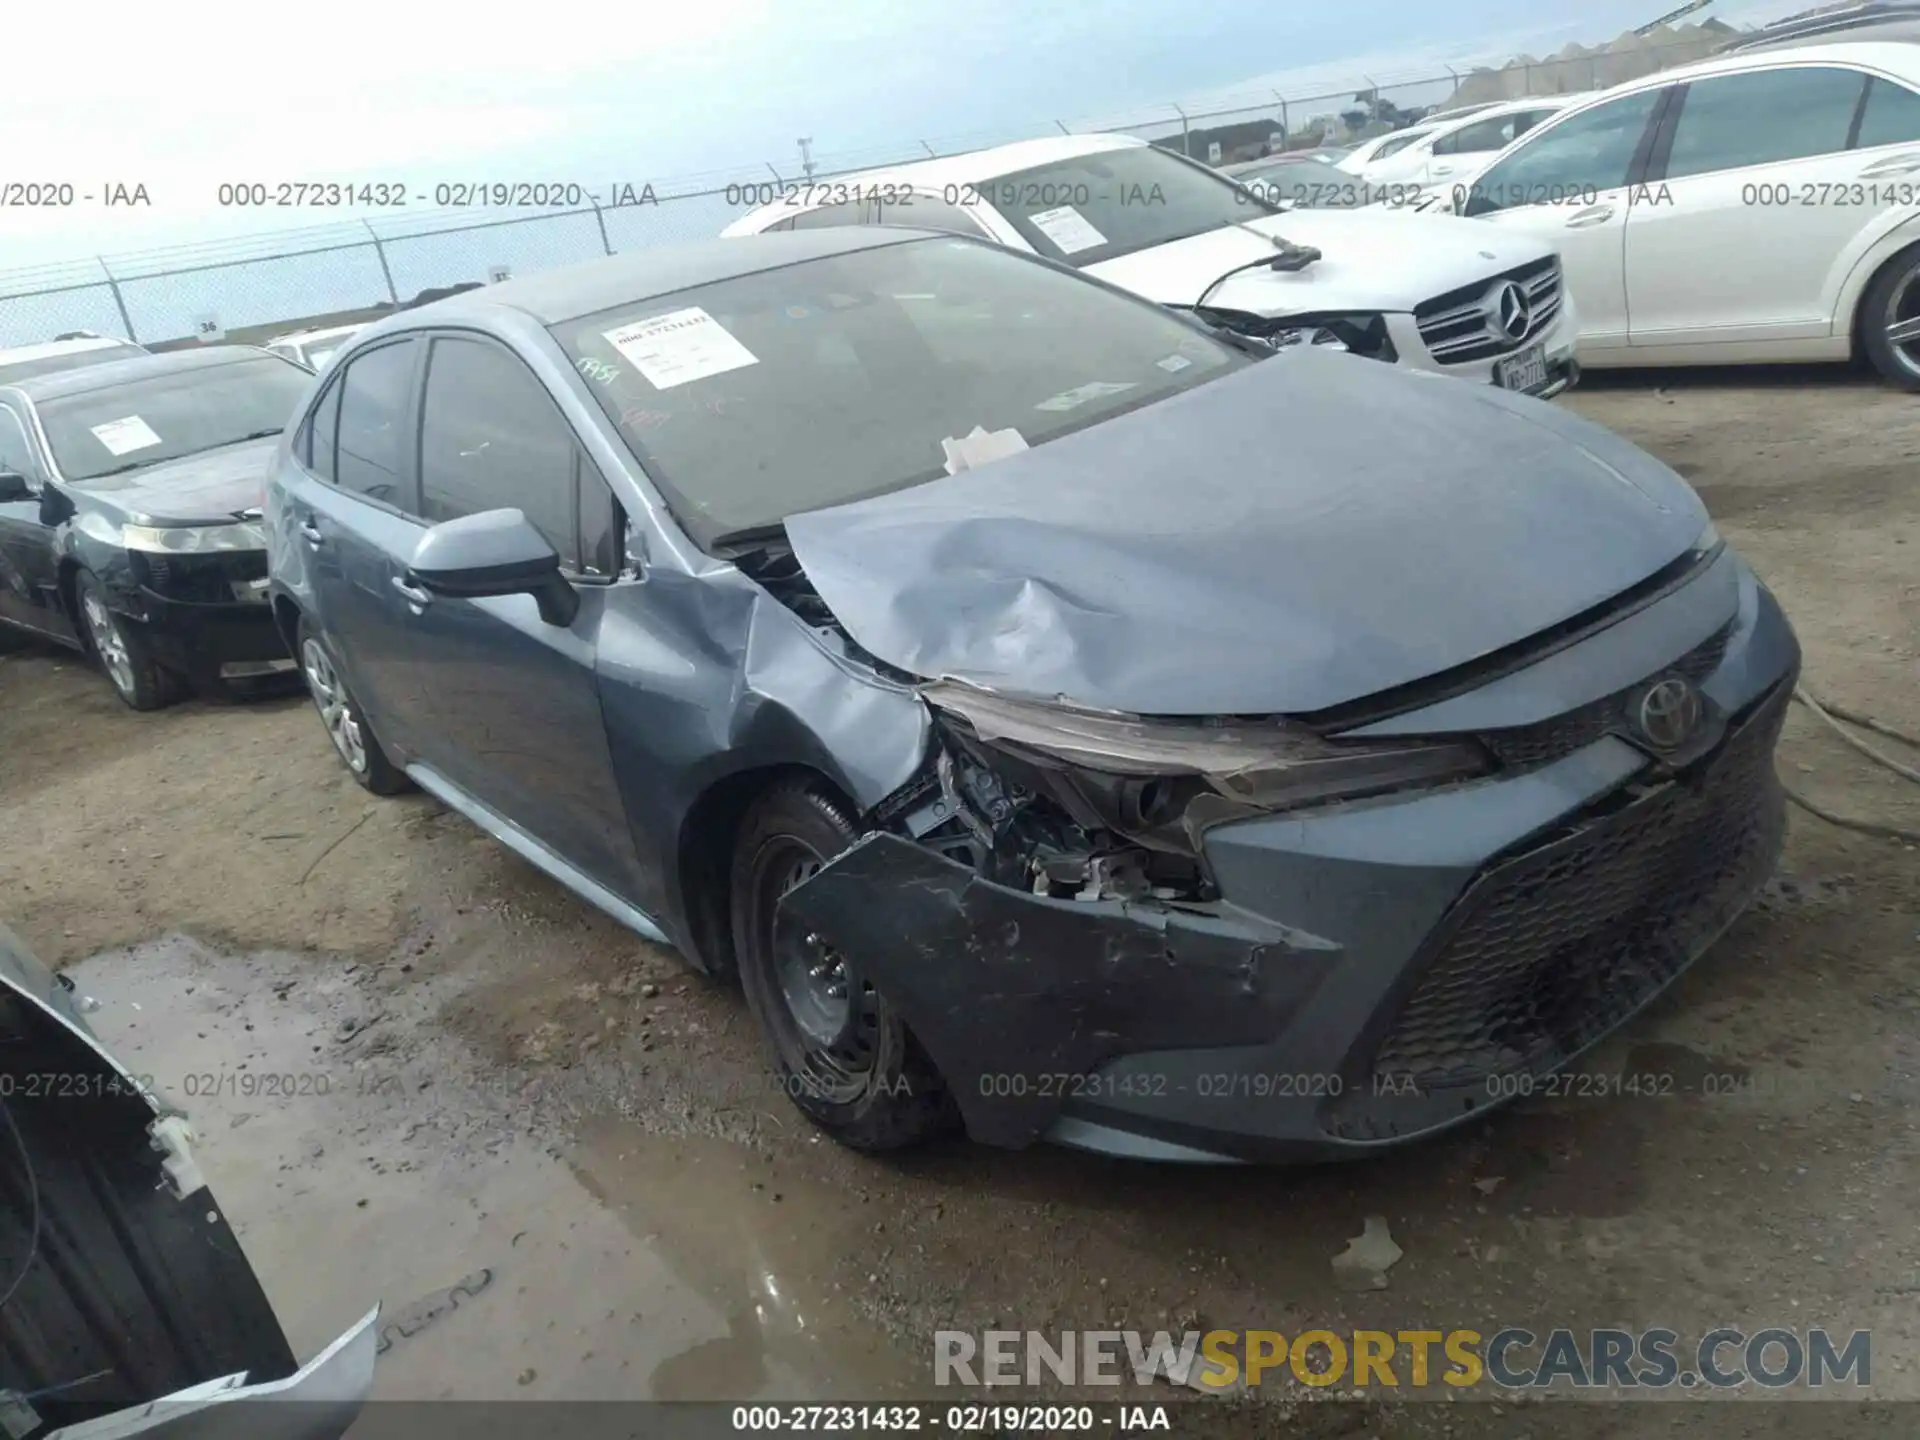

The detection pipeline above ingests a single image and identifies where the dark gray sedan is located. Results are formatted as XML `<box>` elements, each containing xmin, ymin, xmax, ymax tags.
<box><xmin>265</xmin><ymin>228</ymin><xmax>1799</xmax><ymax>1163</ymax></box>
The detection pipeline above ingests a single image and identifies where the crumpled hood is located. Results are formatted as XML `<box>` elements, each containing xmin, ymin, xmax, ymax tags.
<box><xmin>71</xmin><ymin>438</ymin><xmax>277</xmax><ymax>524</ymax></box>
<box><xmin>1083</xmin><ymin>209</ymin><xmax>1550</xmax><ymax>317</ymax></box>
<box><xmin>783</xmin><ymin>350</ymin><xmax>1709</xmax><ymax>717</ymax></box>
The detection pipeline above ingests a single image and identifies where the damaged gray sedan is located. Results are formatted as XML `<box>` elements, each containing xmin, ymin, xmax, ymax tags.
<box><xmin>265</xmin><ymin>228</ymin><xmax>1799</xmax><ymax>1162</ymax></box>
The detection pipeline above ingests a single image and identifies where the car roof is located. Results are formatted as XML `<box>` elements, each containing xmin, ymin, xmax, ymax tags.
<box><xmin>1719</xmin><ymin>3</ymin><xmax>1920</xmax><ymax>50</ymax></box>
<box><xmin>4</xmin><ymin>345</ymin><xmax>281</xmax><ymax>401</ymax></box>
<box><xmin>0</xmin><ymin>336</ymin><xmax>140</xmax><ymax>363</ymax></box>
<box><xmin>1602</xmin><ymin>38</ymin><xmax>1920</xmax><ymax>89</ymax></box>
<box><xmin>1429</xmin><ymin>91</ymin><xmax>1597</xmax><ymax>124</ymax></box>
<box><xmin>390</xmin><ymin>227</ymin><xmax>953</xmax><ymax>328</ymax></box>
<box><xmin>722</xmin><ymin>134</ymin><xmax>1149</xmax><ymax>232</ymax></box>
<box><xmin>785</xmin><ymin>133</ymin><xmax>1144</xmax><ymax>192</ymax></box>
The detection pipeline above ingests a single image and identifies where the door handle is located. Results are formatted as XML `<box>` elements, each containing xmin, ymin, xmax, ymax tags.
<box><xmin>298</xmin><ymin>519</ymin><xmax>325</xmax><ymax>546</ymax></box>
<box><xmin>1564</xmin><ymin>204</ymin><xmax>1616</xmax><ymax>228</ymax></box>
<box><xmin>391</xmin><ymin>575</ymin><xmax>433</xmax><ymax>609</ymax></box>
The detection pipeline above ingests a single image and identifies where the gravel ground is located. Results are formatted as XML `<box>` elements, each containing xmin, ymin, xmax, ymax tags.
<box><xmin>1</xmin><ymin>368</ymin><xmax>1916</xmax><ymax>1438</ymax></box>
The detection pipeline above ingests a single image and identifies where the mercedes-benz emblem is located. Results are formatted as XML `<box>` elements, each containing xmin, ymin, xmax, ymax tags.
<box><xmin>1634</xmin><ymin>676</ymin><xmax>1704</xmax><ymax>751</ymax></box>
<box><xmin>1489</xmin><ymin>280</ymin><xmax>1531</xmax><ymax>341</ymax></box>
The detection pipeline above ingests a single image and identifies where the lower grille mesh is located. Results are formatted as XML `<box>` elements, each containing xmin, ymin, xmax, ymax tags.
<box><xmin>1342</xmin><ymin>681</ymin><xmax>1789</xmax><ymax>1112</ymax></box>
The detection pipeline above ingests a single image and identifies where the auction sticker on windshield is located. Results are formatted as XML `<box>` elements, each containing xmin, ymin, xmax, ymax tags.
<box><xmin>604</xmin><ymin>307</ymin><xmax>759</xmax><ymax>390</ymax></box>
<box><xmin>1027</xmin><ymin>205</ymin><xmax>1107</xmax><ymax>255</ymax></box>
<box><xmin>89</xmin><ymin>415</ymin><xmax>163</xmax><ymax>456</ymax></box>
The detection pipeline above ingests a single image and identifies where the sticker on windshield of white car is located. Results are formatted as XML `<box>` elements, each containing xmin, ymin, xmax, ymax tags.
<box><xmin>1027</xmin><ymin>205</ymin><xmax>1108</xmax><ymax>255</ymax></box>
<box><xmin>1034</xmin><ymin>381</ymin><xmax>1137</xmax><ymax>413</ymax></box>
<box><xmin>89</xmin><ymin>415</ymin><xmax>163</xmax><ymax>456</ymax></box>
<box><xmin>1156</xmin><ymin>355</ymin><xmax>1193</xmax><ymax>373</ymax></box>
<box><xmin>603</xmin><ymin>306</ymin><xmax>759</xmax><ymax>390</ymax></box>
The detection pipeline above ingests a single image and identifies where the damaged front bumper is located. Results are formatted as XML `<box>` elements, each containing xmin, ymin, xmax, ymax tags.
<box><xmin>125</xmin><ymin>584</ymin><xmax>295</xmax><ymax>692</ymax></box>
<box><xmin>779</xmin><ymin>574</ymin><xmax>1799</xmax><ymax>1164</ymax></box>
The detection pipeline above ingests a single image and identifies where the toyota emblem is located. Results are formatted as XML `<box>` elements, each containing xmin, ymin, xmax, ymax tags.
<box><xmin>1634</xmin><ymin>677</ymin><xmax>1704</xmax><ymax>751</ymax></box>
<box><xmin>1490</xmin><ymin>280</ymin><xmax>1532</xmax><ymax>341</ymax></box>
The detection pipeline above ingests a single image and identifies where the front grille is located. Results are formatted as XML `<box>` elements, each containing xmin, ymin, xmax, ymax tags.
<box><xmin>1477</xmin><ymin>622</ymin><xmax>1733</xmax><ymax>771</ymax></box>
<box><xmin>136</xmin><ymin>551</ymin><xmax>268</xmax><ymax>603</ymax></box>
<box><xmin>1414</xmin><ymin>255</ymin><xmax>1562</xmax><ymax>365</ymax></box>
<box><xmin>1347</xmin><ymin>681</ymin><xmax>1789</xmax><ymax>1112</ymax></box>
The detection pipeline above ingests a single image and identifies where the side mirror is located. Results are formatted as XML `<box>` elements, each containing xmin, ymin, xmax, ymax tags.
<box><xmin>406</xmin><ymin>508</ymin><xmax>579</xmax><ymax>627</ymax></box>
<box><xmin>0</xmin><ymin>472</ymin><xmax>32</xmax><ymax>503</ymax></box>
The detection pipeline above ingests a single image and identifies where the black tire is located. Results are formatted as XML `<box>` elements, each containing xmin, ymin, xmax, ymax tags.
<box><xmin>75</xmin><ymin>570</ymin><xmax>182</xmax><ymax>711</ymax></box>
<box><xmin>729</xmin><ymin>781</ymin><xmax>954</xmax><ymax>1151</ymax></box>
<box><xmin>1859</xmin><ymin>244</ymin><xmax>1920</xmax><ymax>391</ymax></box>
<box><xmin>295</xmin><ymin>616</ymin><xmax>411</xmax><ymax>795</ymax></box>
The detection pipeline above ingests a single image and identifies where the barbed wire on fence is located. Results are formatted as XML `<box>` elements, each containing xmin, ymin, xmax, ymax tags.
<box><xmin>0</xmin><ymin>31</ymin><xmax>1733</xmax><ymax>348</ymax></box>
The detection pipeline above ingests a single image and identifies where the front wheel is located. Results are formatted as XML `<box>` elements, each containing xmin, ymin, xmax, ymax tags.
<box><xmin>296</xmin><ymin>617</ymin><xmax>410</xmax><ymax>795</ymax></box>
<box><xmin>729</xmin><ymin>781</ymin><xmax>955</xmax><ymax>1152</ymax></box>
<box><xmin>1860</xmin><ymin>245</ymin><xmax>1920</xmax><ymax>390</ymax></box>
<box><xmin>76</xmin><ymin>570</ymin><xmax>181</xmax><ymax>711</ymax></box>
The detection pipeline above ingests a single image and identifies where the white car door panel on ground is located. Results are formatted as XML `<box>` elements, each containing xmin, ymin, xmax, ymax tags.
<box><xmin>1463</xmin><ymin>88</ymin><xmax>1671</xmax><ymax>350</ymax></box>
<box><xmin>1625</xmin><ymin>65</ymin><xmax>1920</xmax><ymax>347</ymax></box>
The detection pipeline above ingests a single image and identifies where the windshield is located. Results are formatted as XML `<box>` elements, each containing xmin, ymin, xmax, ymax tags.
<box><xmin>551</xmin><ymin>235</ymin><xmax>1245</xmax><ymax>549</ymax></box>
<box><xmin>306</xmin><ymin>342</ymin><xmax>349</xmax><ymax>371</ymax></box>
<box><xmin>1367</xmin><ymin>128</ymin><xmax>1434</xmax><ymax>161</ymax></box>
<box><xmin>0</xmin><ymin>346</ymin><xmax>146</xmax><ymax>384</ymax></box>
<box><xmin>39</xmin><ymin>355</ymin><xmax>311</xmax><ymax>482</ymax></box>
<box><xmin>976</xmin><ymin>145</ymin><xmax>1279</xmax><ymax>267</ymax></box>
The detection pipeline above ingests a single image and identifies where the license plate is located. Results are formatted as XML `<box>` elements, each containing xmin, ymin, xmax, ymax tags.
<box><xmin>1495</xmin><ymin>344</ymin><xmax>1549</xmax><ymax>394</ymax></box>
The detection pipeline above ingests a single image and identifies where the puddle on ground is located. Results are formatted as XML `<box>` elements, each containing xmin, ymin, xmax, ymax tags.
<box><xmin>66</xmin><ymin>935</ymin><xmax>923</xmax><ymax>1401</ymax></box>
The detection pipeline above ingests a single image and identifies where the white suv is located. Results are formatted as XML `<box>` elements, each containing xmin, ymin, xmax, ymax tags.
<box><xmin>722</xmin><ymin>134</ymin><xmax>1580</xmax><ymax>397</ymax></box>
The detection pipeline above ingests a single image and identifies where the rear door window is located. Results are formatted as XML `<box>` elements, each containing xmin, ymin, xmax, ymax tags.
<box><xmin>1855</xmin><ymin>75</ymin><xmax>1920</xmax><ymax>149</ymax></box>
<box><xmin>1662</xmin><ymin>66</ymin><xmax>1867</xmax><ymax>179</ymax></box>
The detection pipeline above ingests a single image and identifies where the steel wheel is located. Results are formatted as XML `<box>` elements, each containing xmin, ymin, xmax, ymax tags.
<box><xmin>81</xmin><ymin>591</ymin><xmax>136</xmax><ymax>699</ymax></box>
<box><xmin>301</xmin><ymin>636</ymin><xmax>367</xmax><ymax>774</ymax></box>
<box><xmin>764</xmin><ymin>841</ymin><xmax>883</xmax><ymax>1103</ymax></box>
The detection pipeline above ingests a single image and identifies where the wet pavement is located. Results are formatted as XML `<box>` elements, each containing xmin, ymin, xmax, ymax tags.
<box><xmin>71</xmin><ymin>936</ymin><xmax>923</xmax><ymax>1404</ymax></box>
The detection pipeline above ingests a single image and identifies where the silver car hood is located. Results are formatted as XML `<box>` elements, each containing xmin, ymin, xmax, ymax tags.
<box><xmin>784</xmin><ymin>349</ymin><xmax>1709</xmax><ymax>716</ymax></box>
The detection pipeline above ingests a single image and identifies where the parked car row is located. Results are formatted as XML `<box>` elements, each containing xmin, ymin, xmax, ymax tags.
<box><xmin>720</xmin><ymin>134</ymin><xmax>1580</xmax><ymax>396</ymax></box>
<box><xmin>0</xmin><ymin>38</ymin><xmax>1824</xmax><ymax>1171</ymax></box>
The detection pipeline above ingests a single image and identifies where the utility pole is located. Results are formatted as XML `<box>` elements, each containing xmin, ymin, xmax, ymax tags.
<box><xmin>797</xmin><ymin>138</ymin><xmax>816</xmax><ymax>183</ymax></box>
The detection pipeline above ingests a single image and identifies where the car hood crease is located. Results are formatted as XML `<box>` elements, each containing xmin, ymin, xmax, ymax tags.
<box><xmin>782</xmin><ymin>350</ymin><xmax>1708</xmax><ymax>717</ymax></box>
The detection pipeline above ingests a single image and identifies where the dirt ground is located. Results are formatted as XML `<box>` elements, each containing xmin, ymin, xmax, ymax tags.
<box><xmin>2</xmin><ymin>367</ymin><xmax>1917</xmax><ymax>1438</ymax></box>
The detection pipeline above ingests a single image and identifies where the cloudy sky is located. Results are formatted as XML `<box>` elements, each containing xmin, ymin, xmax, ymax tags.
<box><xmin>4</xmin><ymin>0</ymin><xmax>1810</xmax><ymax>271</ymax></box>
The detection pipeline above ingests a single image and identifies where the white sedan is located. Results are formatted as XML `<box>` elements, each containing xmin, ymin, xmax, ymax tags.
<box><xmin>722</xmin><ymin>133</ymin><xmax>1580</xmax><ymax>397</ymax></box>
<box><xmin>1354</xmin><ymin>94</ymin><xmax>1598</xmax><ymax>191</ymax></box>
<box><xmin>1440</xmin><ymin>39</ymin><xmax>1920</xmax><ymax>386</ymax></box>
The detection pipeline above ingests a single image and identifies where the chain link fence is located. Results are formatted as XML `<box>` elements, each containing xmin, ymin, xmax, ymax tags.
<box><xmin>0</xmin><ymin>32</ymin><xmax>1730</xmax><ymax>349</ymax></box>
